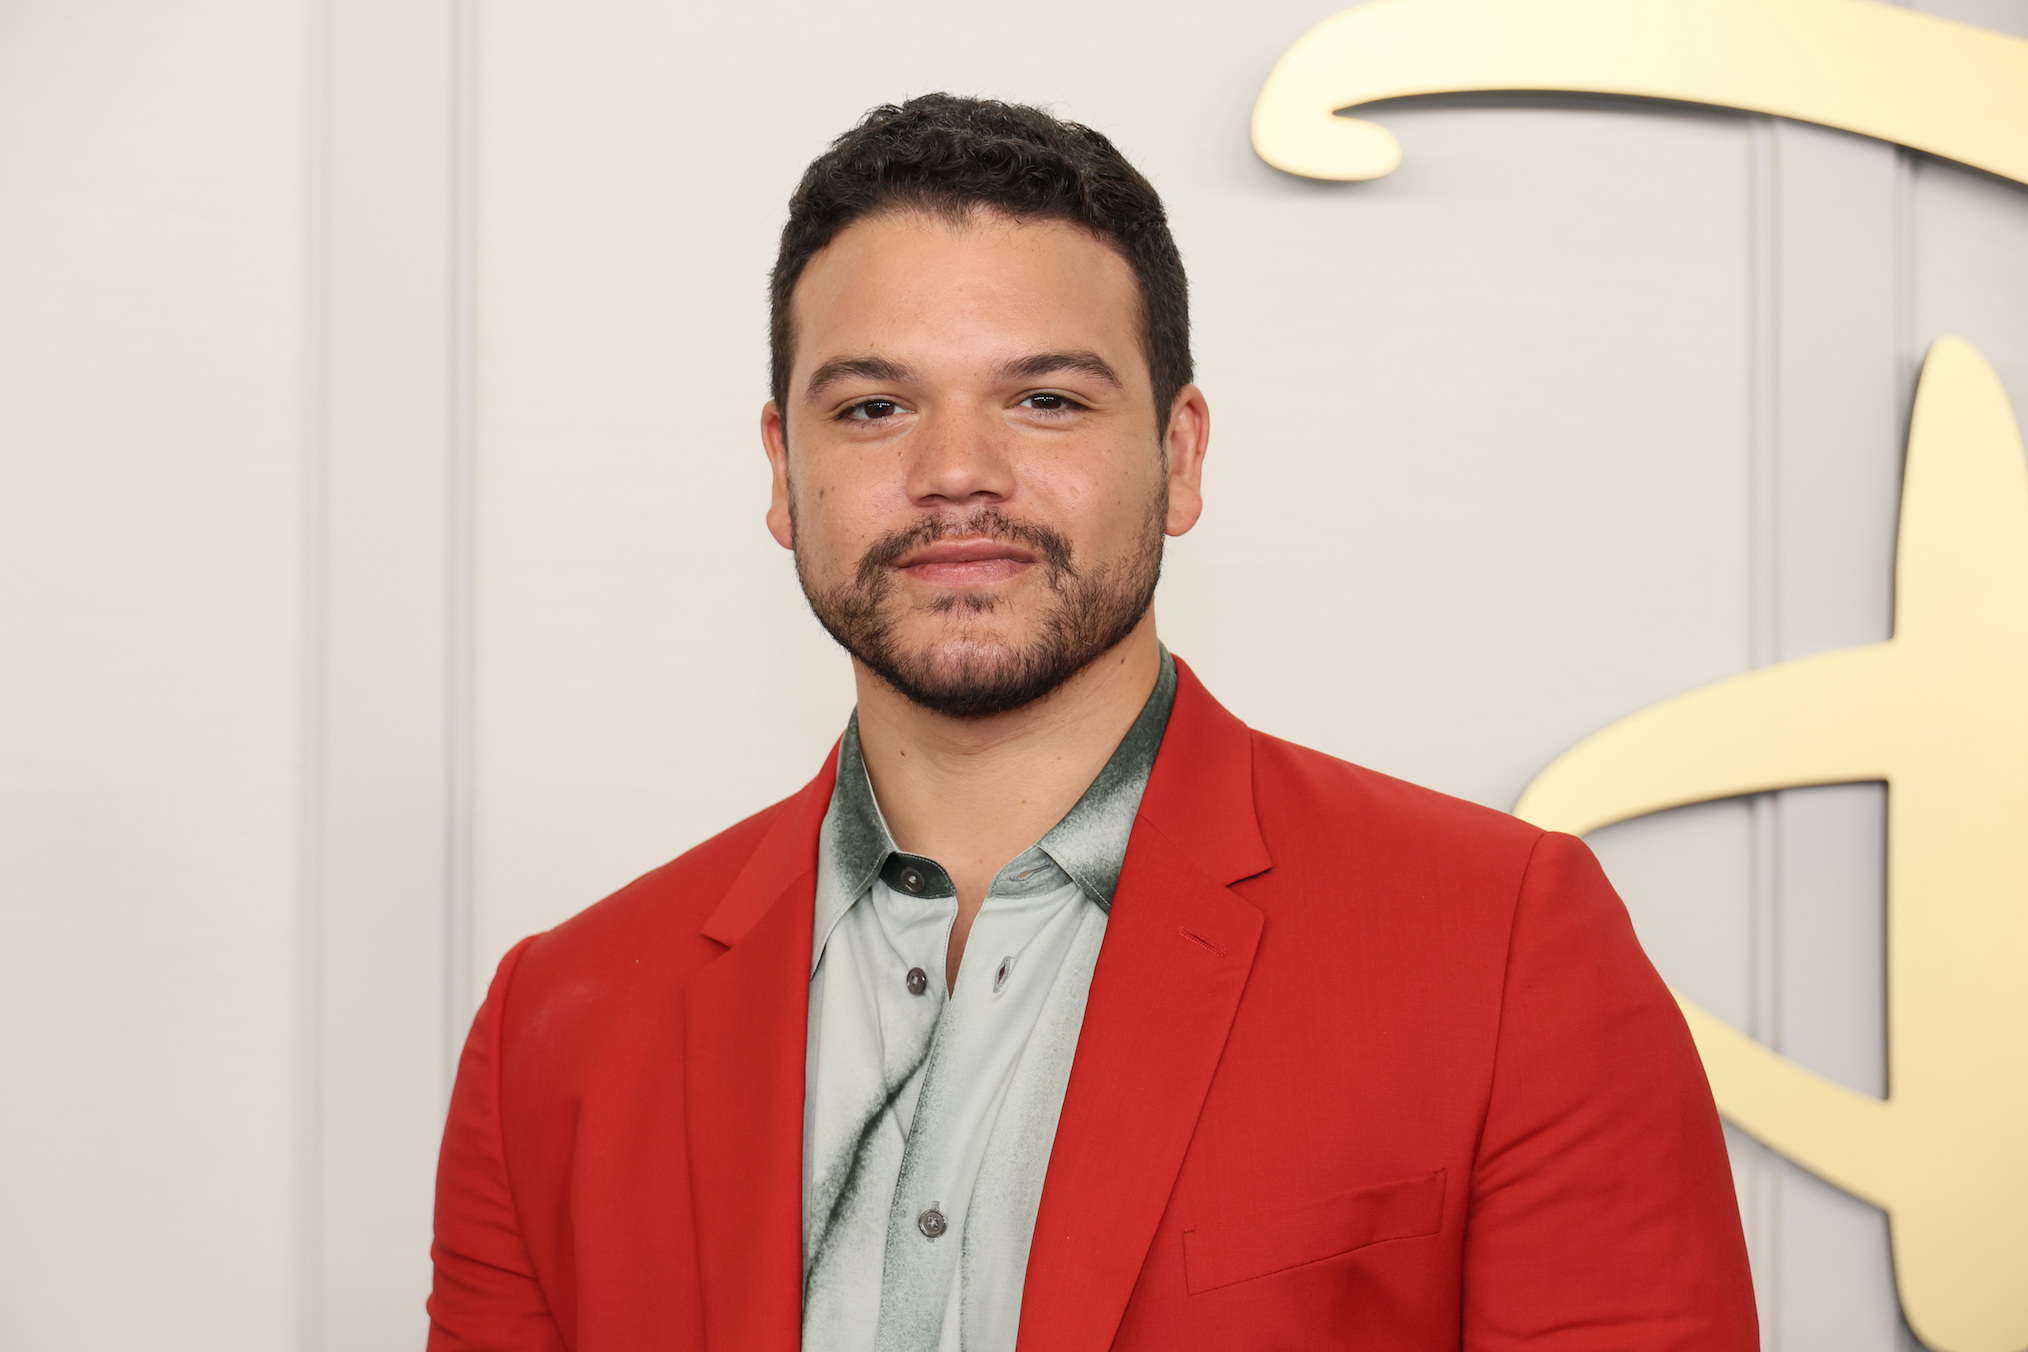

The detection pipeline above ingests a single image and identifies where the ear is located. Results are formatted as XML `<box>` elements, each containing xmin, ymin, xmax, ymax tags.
<box><xmin>1162</xmin><ymin>384</ymin><xmax>1210</xmax><ymax>537</ymax></box>
<box><xmin>761</xmin><ymin>400</ymin><xmax>795</xmax><ymax>550</ymax></box>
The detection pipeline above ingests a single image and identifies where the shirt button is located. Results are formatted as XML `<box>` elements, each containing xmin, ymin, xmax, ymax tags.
<box><xmin>906</xmin><ymin>967</ymin><xmax>929</xmax><ymax>996</ymax></box>
<box><xmin>917</xmin><ymin>1207</ymin><xmax>948</xmax><ymax>1239</ymax></box>
<box><xmin>898</xmin><ymin>866</ymin><xmax>926</xmax><ymax>894</ymax></box>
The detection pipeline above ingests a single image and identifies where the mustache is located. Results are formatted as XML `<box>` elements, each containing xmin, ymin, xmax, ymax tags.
<box><xmin>855</xmin><ymin>508</ymin><xmax>1076</xmax><ymax>590</ymax></box>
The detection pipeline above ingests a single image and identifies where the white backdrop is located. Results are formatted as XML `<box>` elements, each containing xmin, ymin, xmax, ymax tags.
<box><xmin>4</xmin><ymin>1</ymin><xmax>2027</xmax><ymax>1348</ymax></box>
<box><xmin>0</xmin><ymin>3</ymin><xmax>307</xmax><ymax>1347</ymax></box>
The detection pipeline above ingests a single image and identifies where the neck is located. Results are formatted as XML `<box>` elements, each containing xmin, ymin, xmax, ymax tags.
<box><xmin>852</xmin><ymin>612</ymin><xmax>1162</xmax><ymax>910</ymax></box>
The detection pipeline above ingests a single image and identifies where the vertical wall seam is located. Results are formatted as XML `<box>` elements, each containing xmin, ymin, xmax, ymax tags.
<box><xmin>445</xmin><ymin>0</ymin><xmax>479</xmax><ymax>1094</ymax></box>
<box><xmin>318</xmin><ymin>4</ymin><xmax>461</xmax><ymax>1339</ymax></box>
<box><xmin>300</xmin><ymin>1</ymin><xmax>333</xmax><ymax>1346</ymax></box>
<box><xmin>1745</xmin><ymin>110</ymin><xmax>1784</xmax><ymax>1352</ymax></box>
<box><xmin>1883</xmin><ymin>164</ymin><xmax>1910</xmax><ymax>1352</ymax></box>
<box><xmin>1885</xmin><ymin>146</ymin><xmax>1913</xmax><ymax>1110</ymax></box>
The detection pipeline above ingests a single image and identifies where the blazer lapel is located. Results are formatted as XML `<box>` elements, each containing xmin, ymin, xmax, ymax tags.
<box><xmin>1018</xmin><ymin>662</ymin><xmax>1272</xmax><ymax>1352</ymax></box>
<box><xmin>685</xmin><ymin>751</ymin><xmax>835</xmax><ymax>1352</ymax></box>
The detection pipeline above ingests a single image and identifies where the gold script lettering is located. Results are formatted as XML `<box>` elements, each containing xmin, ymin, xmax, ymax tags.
<box><xmin>1516</xmin><ymin>338</ymin><xmax>2028</xmax><ymax>1352</ymax></box>
<box><xmin>1251</xmin><ymin>0</ymin><xmax>2028</xmax><ymax>185</ymax></box>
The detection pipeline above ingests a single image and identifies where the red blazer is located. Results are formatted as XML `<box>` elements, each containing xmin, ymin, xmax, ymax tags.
<box><xmin>429</xmin><ymin>660</ymin><xmax>1756</xmax><ymax>1351</ymax></box>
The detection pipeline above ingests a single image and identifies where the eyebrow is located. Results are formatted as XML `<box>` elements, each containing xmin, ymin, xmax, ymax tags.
<box><xmin>998</xmin><ymin>350</ymin><xmax>1124</xmax><ymax>390</ymax></box>
<box><xmin>803</xmin><ymin>355</ymin><xmax>915</xmax><ymax>401</ymax></box>
<box><xmin>801</xmin><ymin>349</ymin><xmax>1127</xmax><ymax>401</ymax></box>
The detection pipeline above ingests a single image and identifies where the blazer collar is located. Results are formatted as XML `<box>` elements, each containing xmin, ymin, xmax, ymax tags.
<box><xmin>809</xmin><ymin>647</ymin><xmax>1181</xmax><ymax>973</ymax></box>
<box><xmin>687</xmin><ymin>747</ymin><xmax>835</xmax><ymax>1352</ymax></box>
<box><xmin>1136</xmin><ymin>654</ymin><xmax>1273</xmax><ymax>888</ymax></box>
<box><xmin>1017</xmin><ymin>657</ymin><xmax>1273</xmax><ymax>1352</ymax></box>
<box><xmin>698</xmin><ymin>742</ymin><xmax>837</xmax><ymax>949</ymax></box>
<box><xmin>700</xmin><ymin>651</ymin><xmax>1255</xmax><ymax>953</ymax></box>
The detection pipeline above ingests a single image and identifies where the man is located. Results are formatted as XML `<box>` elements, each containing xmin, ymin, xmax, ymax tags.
<box><xmin>428</xmin><ymin>95</ymin><xmax>1756</xmax><ymax>1351</ymax></box>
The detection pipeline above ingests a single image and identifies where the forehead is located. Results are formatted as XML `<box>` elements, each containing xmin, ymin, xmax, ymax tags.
<box><xmin>788</xmin><ymin>211</ymin><xmax>1144</xmax><ymax>382</ymax></box>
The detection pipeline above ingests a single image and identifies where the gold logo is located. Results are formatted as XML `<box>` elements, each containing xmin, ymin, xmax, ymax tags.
<box><xmin>1253</xmin><ymin>4</ymin><xmax>2028</xmax><ymax>1350</ymax></box>
<box><xmin>1250</xmin><ymin>0</ymin><xmax>2028</xmax><ymax>185</ymax></box>
<box><xmin>1521</xmin><ymin>337</ymin><xmax>2028</xmax><ymax>1352</ymax></box>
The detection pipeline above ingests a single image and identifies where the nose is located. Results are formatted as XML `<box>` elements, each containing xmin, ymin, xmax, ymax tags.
<box><xmin>904</xmin><ymin>402</ymin><xmax>1015</xmax><ymax>508</ymax></box>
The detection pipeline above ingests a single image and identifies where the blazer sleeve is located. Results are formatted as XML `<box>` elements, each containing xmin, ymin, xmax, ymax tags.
<box><xmin>427</xmin><ymin>935</ymin><xmax>567</xmax><ymax>1352</ymax></box>
<box><xmin>1462</xmin><ymin>832</ymin><xmax>1759</xmax><ymax>1352</ymax></box>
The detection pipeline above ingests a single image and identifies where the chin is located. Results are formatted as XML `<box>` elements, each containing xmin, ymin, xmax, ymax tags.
<box><xmin>905</xmin><ymin>605</ymin><xmax>1027</xmax><ymax>647</ymax></box>
<box><xmin>898</xmin><ymin>633</ymin><xmax>1030</xmax><ymax>679</ymax></box>
<box><xmin>875</xmin><ymin>625</ymin><xmax>1080</xmax><ymax>720</ymax></box>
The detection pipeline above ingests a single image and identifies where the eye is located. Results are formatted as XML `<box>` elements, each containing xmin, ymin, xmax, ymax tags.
<box><xmin>1019</xmin><ymin>392</ymin><xmax>1085</xmax><ymax>413</ymax></box>
<box><xmin>844</xmin><ymin>399</ymin><xmax>903</xmax><ymax>421</ymax></box>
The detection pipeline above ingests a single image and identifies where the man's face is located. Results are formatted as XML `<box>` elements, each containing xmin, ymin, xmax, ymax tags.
<box><xmin>762</xmin><ymin>210</ymin><xmax>1207</xmax><ymax>718</ymax></box>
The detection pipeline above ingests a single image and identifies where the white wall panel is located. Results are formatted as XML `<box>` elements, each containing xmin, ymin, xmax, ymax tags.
<box><xmin>1751</xmin><ymin>115</ymin><xmax>1905</xmax><ymax>1352</ymax></box>
<box><xmin>314</xmin><ymin>1</ymin><xmax>464</xmax><ymax>1346</ymax></box>
<box><xmin>0</xmin><ymin>3</ymin><xmax>308</xmax><ymax>1347</ymax></box>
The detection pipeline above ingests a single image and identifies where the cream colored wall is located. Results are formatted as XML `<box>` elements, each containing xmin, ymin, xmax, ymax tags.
<box><xmin>0</xmin><ymin>3</ymin><xmax>308</xmax><ymax>1347</ymax></box>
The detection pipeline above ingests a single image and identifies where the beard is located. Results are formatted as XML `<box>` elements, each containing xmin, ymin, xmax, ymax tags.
<box><xmin>795</xmin><ymin>499</ymin><xmax>1165</xmax><ymax>719</ymax></box>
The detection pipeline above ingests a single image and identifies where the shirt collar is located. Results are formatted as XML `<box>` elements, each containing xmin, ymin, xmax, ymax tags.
<box><xmin>811</xmin><ymin>648</ymin><xmax>1178</xmax><ymax>973</ymax></box>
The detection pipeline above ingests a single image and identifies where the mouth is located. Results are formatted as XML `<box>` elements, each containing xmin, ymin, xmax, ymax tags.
<box><xmin>892</xmin><ymin>537</ymin><xmax>1039</xmax><ymax>587</ymax></box>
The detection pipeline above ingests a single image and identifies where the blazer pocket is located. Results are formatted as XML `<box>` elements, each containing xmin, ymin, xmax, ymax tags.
<box><xmin>1181</xmin><ymin>1169</ymin><xmax>1447</xmax><ymax>1295</ymax></box>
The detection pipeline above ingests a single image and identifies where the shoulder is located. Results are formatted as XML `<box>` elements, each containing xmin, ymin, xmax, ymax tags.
<box><xmin>494</xmin><ymin>795</ymin><xmax>795</xmax><ymax>1035</ymax></box>
<box><xmin>1153</xmin><ymin>659</ymin><xmax>1549</xmax><ymax>903</ymax></box>
<box><xmin>1246</xmin><ymin>727</ymin><xmax>1542</xmax><ymax>870</ymax></box>
<box><xmin>1229</xmin><ymin>730</ymin><xmax>1612</xmax><ymax>1068</ymax></box>
<box><xmin>1235</xmin><ymin>726</ymin><xmax>1563</xmax><ymax>973</ymax></box>
<box><xmin>546</xmin><ymin>799</ymin><xmax>785</xmax><ymax>955</ymax></box>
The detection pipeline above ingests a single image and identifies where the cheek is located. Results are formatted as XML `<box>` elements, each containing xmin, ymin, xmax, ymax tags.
<box><xmin>1046</xmin><ymin>453</ymin><xmax>1163</xmax><ymax>538</ymax></box>
<box><xmin>791</xmin><ymin>475</ymin><xmax>878</xmax><ymax>573</ymax></box>
<box><xmin>799</xmin><ymin>444</ymin><xmax>898</xmax><ymax>518</ymax></box>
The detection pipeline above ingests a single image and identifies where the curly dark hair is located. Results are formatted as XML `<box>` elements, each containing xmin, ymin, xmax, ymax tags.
<box><xmin>769</xmin><ymin>93</ymin><xmax>1192</xmax><ymax>433</ymax></box>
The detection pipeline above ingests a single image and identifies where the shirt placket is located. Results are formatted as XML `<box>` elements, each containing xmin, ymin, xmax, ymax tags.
<box><xmin>871</xmin><ymin>853</ymin><xmax>1087</xmax><ymax>1351</ymax></box>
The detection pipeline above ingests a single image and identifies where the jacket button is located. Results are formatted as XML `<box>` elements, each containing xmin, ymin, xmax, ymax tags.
<box><xmin>898</xmin><ymin>866</ymin><xmax>926</xmax><ymax>894</ymax></box>
<box><xmin>917</xmin><ymin>1207</ymin><xmax>947</xmax><ymax>1239</ymax></box>
<box><xmin>906</xmin><ymin>967</ymin><xmax>929</xmax><ymax>996</ymax></box>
